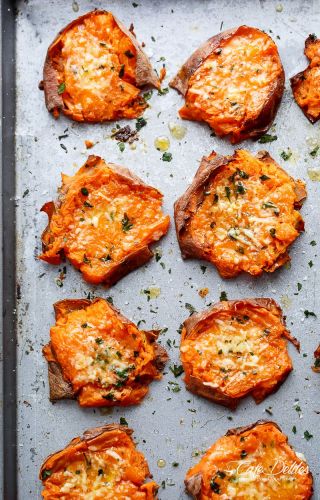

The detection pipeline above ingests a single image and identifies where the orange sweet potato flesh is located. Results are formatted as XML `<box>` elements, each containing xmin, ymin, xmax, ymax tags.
<box><xmin>40</xmin><ymin>424</ymin><xmax>158</xmax><ymax>499</ymax></box>
<box><xmin>43</xmin><ymin>298</ymin><xmax>168</xmax><ymax>407</ymax></box>
<box><xmin>291</xmin><ymin>34</ymin><xmax>320</xmax><ymax>123</ymax></box>
<box><xmin>180</xmin><ymin>299</ymin><xmax>299</xmax><ymax>409</ymax></box>
<box><xmin>40</xmin><ymin>155</ymin><xmax>170</xmax><ymax>287</ymax></box>
<box><xmin>40</xmin><ymin>10</ymin><xmax>159</xmax><ymax>122</ymax></box>
<box><xmin>185</xmin><ymin>421</ymin><xmax>313</xmax><ymax>499</ymax></box>
<box><xmin>174</xmin><ymin>149</ymin><xmax>306</xmax><ymax>278</ymax></box>
<box><xmin>170</xmin><ymin>25</ymin><xmax>284</xmax><ymax>143</ymax></box>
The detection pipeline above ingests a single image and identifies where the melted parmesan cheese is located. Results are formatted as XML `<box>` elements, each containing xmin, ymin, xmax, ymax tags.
<box><xmin>181</xmin><ymin>303</ymin><xmax>292</xmax><ymax>399</ymax></box>
<box><xmin>188</xmin><ymin>150</ymin><xmax>303</xmax><ymax>277</ymax></box>
<box><xmin>179</xmin><ymin>26</ymin><xmax>283</xmax><ymax>141</ymax></box>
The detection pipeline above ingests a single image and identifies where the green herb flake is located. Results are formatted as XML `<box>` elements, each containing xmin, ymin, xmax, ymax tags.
<box><xmin>118</xmin><ymin>142</ymin><xmax>125</xmax><ymax>153</ymax></box>
<box><xmin>240</xmin><ymin>450</ymin><xmax>247</xmax><ymax>459</ymax></box>
<box><xmin>95</xmin><ymin>337</ymin><xmax>103</xmax><ymax>344</ymax></box>
<box><xmin>297</xmin><ymin>283</ymin><xmax>302</xmax><ymax>292</ymax></box>
<box><xmin>42</xmin><ymin>469</ymin><xmax>52</xmax><ymax>480</ymax></box>
<box><xmin>121</xmin><ymin>213</ymin><xmax>133</xmax><ymax>232</ymax></box>
<box><xmin>210</xmin><ymin>480</ymin><xmax>220</xmax><ymax>493</ymax></box>
<box><xmin>119</xmin><ymin>64</ymin><xmax>125</xmax><ymax>78</ymax></box>
<box><xmin>260</xmin><ymin>174</ymin><xmax>270</xmax><ymax>181</ymax></box>
<box><xmin>304</xmin><ymin>310</ymin><xmax>317</xmax><ymax>318</ymax></box>
<box><xmin>84</xmin><ymin>200</ymin><xmax>93</xmax><ymax>208</ymax></box>
<box><xmin>124</xmin><ymin>50</ymin><xmax>135</xmax><ymax>58</ymax></box>
<box><xmin>120</xmin><ymin>417</ymin><xmax>128</xmax><ymax>426</ymax></box>
<box><xmin>57</xmin><ymin>83</ymin><xmax>66</xmax><ymax>94</ymax></box>
<box><xmin>185</xmin><ymin>303</ymin><xmax>196</xmax><ymax>315</ymax></box>
<box><xmin>310</xmin><ymin>240</ymin><xmax>317</xmax><ymax>246</ymax></box>
<box><xmin>158</xmin><ymin>87</ymin><xmax>169</xmax><ymax>96</ymax></box>
<box><xmin>258</xmin><ymin>134</ymin><xmax>277</xmax><ymax>143</ymax></box>
<box><xmin>169</xmin><ymin>364</ymin><xmax>184</xmax><ymax>378</ymax></box>
<box><xmin>143</xmin><ymin>90</ymin><xmax>153</xmax><ymax>101</ymax></box>
<box><xmin>310</xmin><ymin>146</ymin><xmax>319</xmax><ymax>158</ymax></box>
<box><xmin>225</xmin><ymin>186</ymin><xmax>231</xmax><ymax>200</ymax></box>
<box><xmin>304</xmin><ymin>430</ymin><xmax>313</xmax><ymax>441</ymax></box>
<box><xmin>162</xmin><ymin>152</ymin><xmax>172</xmax><ymax>162</ymax></box>
<box><xmin>136</xmin><ymin>117</ymin><xmax>147</xmax><ymax>131</ymax></box>
<box><xmin>269</xmin><ymin>228</ymin><xmax>276</xmax><ymax>238</ymax></box>
<box><xmin>220</xmin><ymin>291</ymin><xmax>228</xmax><ymax>301</ymax></box>
<box><xmin>292</xmin><ymin>425</ymin><xmax>297</xmax><ymax>434</ymax></box>
<box><xmin>81</xmin><ymin>187</ymin><xmax>89</xmax><ymax>196</ymax></box>
<box><xmin>280</xmin><ymin>149</ymin><xmax>292</xmax><ymax>161</ymax></box>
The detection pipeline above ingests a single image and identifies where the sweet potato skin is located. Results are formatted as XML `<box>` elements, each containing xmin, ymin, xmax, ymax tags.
<box><xmin>40</xmin><ymin>155</ymin><xmax>170</xmax><ymax>287</ymax></box>
<box><xmin>40</xmin><ymin>424</ymin><xmax>158</xmax><ymax>499</ymax></box>
<box><xmin>43</xmin><ymin>298</ymin><xmax>168</xmax><ymax>406</ymax></box>
<box><xmin>185</xmin><ymin>420</ymin><xmax>313</xmax><ymax>499</ymax></box>
<box><xmin>174</xmin><ymin>150</ymin><xmax>306</xmax><ymax>278</ymax></box>
<box><xmin>180</xmin><ymin>299</ymin><xmax>299</xmax><ymax>409</ymax></box>
<box><xmin>170</xmin><ymin>25</ymin><xmax>284</xmax><ymax>143</ymax></box>
<box><xmin>40</xmin><ymin>10</ymin><xmax>159</xmax><ymax>121</ymax></box>
<box><xmin>291</xmin><ymin>34</ymin><xmax>320</xmax><ymax>123</ymax></box>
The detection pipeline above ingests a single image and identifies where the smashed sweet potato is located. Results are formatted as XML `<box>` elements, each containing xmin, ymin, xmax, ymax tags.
<box><xmin>170</xmin><ymin>25</ymin><xmax>284</xmax><ymax>143</ymax></box>
<box><xmin>291</xmin><ymin>34</ymin><xmax>320</xmax><ymax>123</ymax></box>
<box><xmin>312</xmin><ymin>344</ymin><xmax>320</xmax><ymax>373</ymax></box>
<box><xmin>180</xmin><ymin>298</ymin><xmax>299</xmax><ymax>409</ymax></box>
<box><xmin>40</xmin><ymin>10</ymin><xmax>159</xmax><ymax>122</ymax></box>
<box><xmin>185</xmin><ymin>420</ymin><xmax>313</xmax><ymax>499</ymax></box>
<box><xmin>40</xmin><ymin>424</ymin><xmax>158</xmax><ymax>499</ymax></box>
<box><xmin>175</xmin><ymin>149</ymin><xmax>306</xmax><ymax>278</ymax></box>
<box><xmin>43</xmin><ymin>298</ymin><xmax>168</xmax><ymax>407</ymax></box>
<box><xmin>40</xmin><ymin>155</ymin><xmax>170</xmax><ymax>286</ymax></box>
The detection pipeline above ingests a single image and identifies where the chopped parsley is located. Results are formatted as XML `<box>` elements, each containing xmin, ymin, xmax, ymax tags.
<box><xmin>262</xmin><ymin>201</ymin><xmax>280</xmax><ymax>215</ymax></box>
<box><xmin>41</xmin><ymin>469</ymin><xmax>52</xmax><ymax>480</ymax></box>
<box><xmin>84</xmin><ymin>200</ymin><xmax>93</xmax><ymax>208</ymax></box>
<box><xmin>185</xmin><ymin>303</ymin><xmax>196</xmax><ymax>315</ymax></box>
<box><xmin>143</xmin><ymin>90</ymin><xmax>153</xmax><ymax>101</ymax></box>
<box><xmin>124</xmin><ymin>49</ymin><xmax>134</xmax><ymax>58</ymax></box>
<box><xmin>292</xmin><ymin>425</ymin><xmax>297</xmax><ymax>434</ymax></box>
<box><xmin>158</xmin><ymin>87</ymin><xmax>169</xmax><ymax>96</ymax></box>
<box><xmin>281</xmin><ymin>149</ymin><xmax>292</xmax><ymax>161</ymax></box>
<box><xmin>260</xmin><ymin>174</ymin><xmax>270</xmax><ymax>181</ymax></box>
<box><xmin>95</xmin><ymin>337</ymin><xmax>103</xmax><ymax>344</ymax></box>
<box><xmin>304</xmin><ymin>430</ymin><xmax>313</xmax><ymax>441</ymax></box>
<box><xmin>235</xmin><ymin>182</ymin><xmax>246</xmax><ymax>195</ymax></box>
<box><xmin>220</xmin><ymin>291</ymin><xmax>228</xmax><ymax>301</ymax></box>
<box><xmin>57</xmin><ymin>82</ymin><xmax>66</xmax><ymax>94</ymax></box>
<box><xmin>119</xmin><ymin>64</ymin><xmax>125</xmax><ymax>78</ymax></box>
<box><xmin>81</xmin><ymin>187</ymin><xmax>89</xmax><ymax>196</ymax></box>
<box><xmin>136</xmin><ymin>117</ymin><xmax>147</xmax><ymax>131</ymax></box>
<box><xmin>121</xmin><ymin>213</ymin><xmax>133</xmax><ymax>232</ymax></box>
<box><xmin>240</xmin><ymin>450</ymin><xmax>247</xmax><ymax>459</ymax></box>
<box><xmin>118</xmin><ymin>142</ymin><xmax>125</xmax><ymax>152</ymax></box>
<box><xmin>304</xmin><ymin>310</ymin><xmax>317</xmax><ymax>318</ymax></box>
<box><xmin>210</xmin><ymin>480</ymin><xmax>220</xmax><ymax>493</ymax></box>
<box><xmin>162</xmin><ymin>152</ymin><xmax>172</xmax><ymax>162</ymax></box>
<box><xmin>310</xmin><ymin>146</ymin><xmax>319</xmax><ymax>158</ymax></box>
<box><xmin>169</xmin><ymin>364</ymin><xmax>184</xmax><ymax>377</ymax></box>
<box><xmin>225</xmin><ymin>186</ymin><xmax>231</xmax><ymax>200</ymax></box>
<box><xmin>258</xmin><ymin>134</ymin><xmax>277</xmax><ymax>143</ymax></box>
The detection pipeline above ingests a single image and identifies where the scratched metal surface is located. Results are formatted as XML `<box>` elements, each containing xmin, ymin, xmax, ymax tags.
<box><xmin>15</xmin><ymin>0</ymin><xmax>320</xmax><ymax>498</ymax></box>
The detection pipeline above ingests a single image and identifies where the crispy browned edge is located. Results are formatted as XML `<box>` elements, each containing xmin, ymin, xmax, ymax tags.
<box><xmin>312</xmin><ymin>343</ymin><xmax>320</xmax><ymax>373</ymax></box>
<box><xmin>39</xmin><ymin>423</ymin><xmax>134</xmax><ymax>479</ymax></box>
<box><xmin>174</xmin><ymin>150</ymin><xmax>306</xmax><ymax>277</ymax></box>
<box><xmin>170</xmin><ymin>25</ymin><xmax>285</xmax><ymax>142</ymax></box>
<box><xmin>42</xmin><ymin>297</ymin><xmax>168</xmax><ymax>402</ymax></box>
<box><xmin>290</xmin><ymin>35</ymin><xmax>320</xmax><ymax>124</ymax></box>
<box><xmin>41</xmin><ymin>155</ymin><xmax>169</xmax><ymax>287</ymax></box>
<box><xmin>39</xmin><ymin>9</ymin><xmax>160</xmax><ymax>117</ymax></box>
<box><xmin>185</xmin><ymin>420</ymin><xmax>314</xmax><ymax>499</ymax></box>
<box><xmin>181</xmin><ymin>298</ymin><xmax>300</xmax><ymax>410</ymax></box>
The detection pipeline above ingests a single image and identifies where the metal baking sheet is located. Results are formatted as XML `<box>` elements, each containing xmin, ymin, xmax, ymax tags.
<box><xmin>10</xmin><ymin>0</ymin><xmax>320</xmax><ymax>498</ymax></box>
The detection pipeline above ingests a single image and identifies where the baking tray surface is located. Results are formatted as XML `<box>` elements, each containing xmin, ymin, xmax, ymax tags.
<box><xmin>13</xmin><ymin>1</ymin><xmax>320</xmax><ymax>498</ymax></box>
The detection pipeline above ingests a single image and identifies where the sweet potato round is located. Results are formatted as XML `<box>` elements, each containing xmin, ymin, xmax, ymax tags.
<box><xmin>185</xmin><ymin>420</ymin><xmax>313</xmax><ymax>499</ymax></box>
<box><xmin>40</xmin><ymin>10</ymin><xmax>159</xmax><ymax>122</ymax></box>
<box><xmin>43</xmin><ymin>297</ymin><xmax>168</xmax><ymax>407</ymax></box>
<box><xmin>174</xmin><ymin>149</ymin><xmax>306</xmax><ymax>278</ymax></box>
<box><xmin>40</xmin><ymin>424</ymin><xmax>158</xmax><ymax>498</ymax></box>
<box><xmin>170</xmin><ymin>25</ymin><xmax>284</xmax><ymax>143</ymax></box>
<box><xmin>40</xmin><ymin>155</ymin><xmax>170</xmax><ymax>287</ymax></box>
<box><xmin>291</xmin><ymin>34</ymin><xmax>320</xmax><ymax>123</ymax></box>
<box><xmin>180</xmin><ymin>298</ymin><xmax>299</xmax><ymax>409</ymax></box>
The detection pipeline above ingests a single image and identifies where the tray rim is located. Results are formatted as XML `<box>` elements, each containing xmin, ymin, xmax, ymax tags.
<box><xmin>1</xmin><ymin>0</ymin><xmax>17</xmax><ymax>498</ymax></box>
